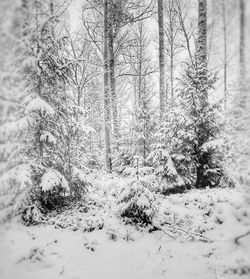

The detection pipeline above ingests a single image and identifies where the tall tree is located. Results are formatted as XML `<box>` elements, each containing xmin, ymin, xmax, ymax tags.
<box><xmin>221</xmin><ymin>0</ymin><xmax>228</xmax><ymax>111</ymax></box>
<box><xmin>164</xmin><ymin>0</ymin><xmax>180</xmax><ymax>103</ymax></box>
<box><xmin>239</xmin><ymin>0</ymin><xmax>245</xmax><ymax>94</ymax></box>
<box><xmin>212</xmin><ymin>0</ymin><xmax>237</xmax><ymax>111</ymax></box>
<box><xmin>158</xmin><ymin>0</ymin><xmax>165</xmax><ymax>119</ymax></box>
<box><xmin>104</xmin><ymin>0</ymin><xmax>112</xmax><ymax>172</ymax></box>
<box><xmin>130</xmin><ymin>21</ymin><xmax>154</xmax><ymax>161</ymax></box>
<box><xmin>196</xmin><ymin>0</ymin><xmax>208</xmax><ymax>102</ymax></box>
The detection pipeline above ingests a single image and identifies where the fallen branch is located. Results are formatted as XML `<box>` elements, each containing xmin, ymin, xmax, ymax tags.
<box><xmin>169</xmin><ymin>224</ymin><xmax>213</xmax><ymax>243</ymax></box>
<box><xmin>158</xmin><ymin>222</ymin><xmax>213</xmax><ymax>243</ymax></box>
<box><xmin>160</xmin><ymin>228</ymin><xmax>176</xmax><ymax>240</ymax></box>
<box><xmin>234</xmin><ymin>231</ymin><xmax>250</xmax><ymax>245</ymax></box>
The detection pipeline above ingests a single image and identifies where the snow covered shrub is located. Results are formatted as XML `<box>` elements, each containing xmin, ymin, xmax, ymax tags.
<box><xmin>149</xmin><ymin>105</ymin><xmax>196</xmax><ymax>194</ymax></box>
<box><xmin>0</xmin><ymin>160</ymin><xmax>70</xmax><ymax>224</ymax></box>
<box><xmin>70</xmin><ymin>167</ymin><xmax>90</xmax><ymax>199</ymax></box>
<box><xmin>117</xmin><ymin>180</ymin><xmax>157</xmax><ymax>225</ymax></box>
<box><xmin>112</xmin><ymin>138</ymin><xmax>136</xmax><ymax>174</ymax></box>
<box><xmin>17</xmin><ymin>247</ymin><xmax>45</xmax><ymax>264</ymax></box>
<box><xmin>122</xmin><ymin>229</ymin><xmax>135</xmax><ymax>242</ymax></box>
<box><xmin>39</xmin><ymin>168</ymin><xmax>69</xmax><ymax>210</ymax></box>
<box><xmin>21</xmin><ymin>201</ymin><xmax>45</xmax><ymax>225</ymax></box>
<box><xmin>106</xmin><ymin>227</ymin><xmax>119</xmax><ymax>241</ymax></box>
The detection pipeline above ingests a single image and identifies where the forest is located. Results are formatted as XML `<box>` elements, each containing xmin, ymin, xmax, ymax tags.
<box><xmin>0</xmin><ymin>0</ymin><xmax>249</xmax><ymax>278</ymax></box>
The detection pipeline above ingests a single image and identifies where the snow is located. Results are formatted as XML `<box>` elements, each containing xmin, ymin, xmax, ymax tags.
<box><xmin>202</xmin><ymin>138</ymin><xmax>224</xmax><ymax>152</ymax></box>
<box><xmin>40</xmin><ymin>169</ymin><xmax>69</xmax><ymax>192</ymax></box>
<box><xmin>40</xmin><ymin>131</ymin><xmax>56</xmax><ymax>144</ymax></box>
<box><xmin>0</xmin><ymin>117</ymin><xmax>33</xmax><ymax>139</ymax></box>
<box><xmin>0</xmin><ymin>163</ymin><xmax>33</xmax><ymax>193</ymax></box>
<box><xmin>72</xmin><ymin>167</ymin><xmax>86</xmax><ymax>182</ymax></box>
<box><xmin>0</xmin><ymin>176</ymin><xmax>249</xmax><ymax>279</ymax></box>
<box><xmin>26</xmin><ymin>98</ymin><xmax>54</xmax><ymax>116</ymax></box>
<box><xmin>0</xmin><ymin>222</ymin><xmax>215</xmax><ymax>279</ymax></box>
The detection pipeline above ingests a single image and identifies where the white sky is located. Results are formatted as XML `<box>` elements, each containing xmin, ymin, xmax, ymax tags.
<box><xmin>68</xmin><ymin>0</ymin><xmax>82</xmax><ymax>31</ymax></box>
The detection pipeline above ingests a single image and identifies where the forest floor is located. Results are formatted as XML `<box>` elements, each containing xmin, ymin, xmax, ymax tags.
<box><xmin>0</xmin><ymin>173</ymin><xmax>250</xmax><ymax>279</ymax></box>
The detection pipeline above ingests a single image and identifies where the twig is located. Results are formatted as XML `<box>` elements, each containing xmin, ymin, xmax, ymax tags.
<box><xmin>234</xmin><ymin>231</ymin><xmax>250</xmax><ymax>245</ymax></box>
<box><xmin>159</xmin><ymin>228</ymin><xmax>176</xmax><ymax>239</ymax></box>
<box><xmin>160</xmin><ymin>223</ymin><xmax>213</xmax><ymax>243</ymax></box>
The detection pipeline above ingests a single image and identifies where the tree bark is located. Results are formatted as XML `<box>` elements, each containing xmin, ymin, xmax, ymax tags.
<box><xmin>195</xmin><ymin>0</ymin><xmax>208</xmax><ymax>189</ymax></box>
<box><xmin>104</xmin><ymin>0</ymin><xmax>112</xmax><ymax>172</ymax></box>
<box><xmin>196</xmin><ymin>0</ymin><xmax>208</xmax><ymax>103</ymax></box>
<box><xmin>108</xmin><ymin>26</ymin><xmax>118</xmax><ymax>141</ymax></box>
<box><xmin>170</xmin><ymin>38</ymin><xmax>174</xmax><ymax>102</ymax></box>
<box><xmin>169</xmin><ymin>1</ymin><xmax>175</xmax><ymax>102</ymax></box>
<box><xmin>158</xmin><ymin>0</ymin><xmax>165</xmax><ymax>119</ymax></box>
<box><xmin>222</xmin><ymin>0</ymin><xmax>227</xmax><ymax>111</ymax></box>
<box><xmin>239</xmin><ymin>0</ymin><xmax>245</xmax><ymax>94</ymax></box>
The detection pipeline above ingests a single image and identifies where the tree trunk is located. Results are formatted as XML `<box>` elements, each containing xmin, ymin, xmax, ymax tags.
<box><xmin>158</xmin><ymin>0</ymin><xmax>165</xmax><ymax>119</ymax></box>
<box><xmin>35</xmin><ymin>3</ymin><xmax>43</xmax><ymax>158</ymax></box>
<box><xmin>239</xmin><ymin>0</ymin><xmax>245</xmax><ymax>98</ymax></box>
<box><xmin>104</xmin><ymin>0</ymin><xmax>112</xmax><ymax>172</ymax></box>
<box><xmin>222</xmin><ymin>0</ymin><xmax>227</xmax><ymax>111</ymax></box>
<box><xmin>170</xmin><ymin>39</ymin><xmax>174</xmax><ymax>102</ymax></box>
<box><xmin>49</xmin><ymin>0</ymin><xmax>55</xmax><ymax>37</ymax></box>
<box><xmin>195</xmin><ymin>0</ymin><xmax>208</xmax><ymax>189</ymax></box>
<box><xmin>169</xmin><ymin>3</ymin><xmax>174</xmax><ymax>102</ymax></box>
<box><xmin>108</xmin><ymin>27</ymin><xmax>118</xmax><ymax>142</ymax></box>
<box><xmin>197</xmin><ymin>0</ymin><xmax>208</xmax><ymax>103</ymax></box>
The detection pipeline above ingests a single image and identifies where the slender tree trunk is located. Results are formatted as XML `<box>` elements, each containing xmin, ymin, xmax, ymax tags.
<box><xmin>104</xmin><ymin>0</ymin><xmax>112</xmax><ymax>172</ymax></box>
<box><xmin>35</xmin><ymin>2</ymin><xmax>43</xmax><ymax>158</ymax></box>
<box><xmin>158</xmin><ymin>0</ymin><xmax>165</xmax><ymax>119</ymax></box>
<box><xmin>239</xmin><ymin>0</ymin><xmax>245</xmax><ymax>95</ymax></box>
<box><xmin>169</xmin><ymin>4</ymin><xmax>174</xmax><ymax>102</ymax></box>
<box><xmin>108</xmin><ymin>28</ymin><xmax>118</xmax><ymax>141</ymax></box>
<box><xmin>50</xmin><ymin>0</ymin><xmax>53</xmax><ymax>14</ymax></box>
<box><xmin>222</xmin><ymin>0</ymin><xmax>227</xmax><ymax>111</ymax></box>
<box><xmin>137</xmin><ymin>23</ymin><xmax>144</xmax><ymax>159</ymax></box>
<box><xmin>50</xmin><ymin>0</ymin><xmax>55</xmax><ymax>37</ymax></box>
<box><xmin>195</xmin><ymin>0</ymin><xmax>208</xmax><ymax>189</ymax></box>
<box><xmin>165</xmin><ymin>81</ymin><xmax>169</xmax><ymax>107</ymax></box>
<box><xmin>38</xmin><ymin>77</ymin><xmax>43</xmax><ymax>157</ymax></box>
<box><xmin>170</xmin><ymin>40</ymin><xmax>174</xmax><ymax>102</ymax></box>
<box><xmin>196</xmin><ymin>0</ymin><xmax>208</xmax><ymax>103</ymax></box>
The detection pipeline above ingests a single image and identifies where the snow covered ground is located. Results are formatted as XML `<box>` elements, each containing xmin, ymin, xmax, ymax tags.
<box><xmin>0</xmin><ymin>175</ymin><xmax>250</xmax><ymax>279</ymax></box>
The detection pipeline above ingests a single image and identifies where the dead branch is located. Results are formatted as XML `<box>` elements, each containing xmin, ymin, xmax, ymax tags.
<box><xmin>234</xmin><ymin>231</ymin><xmax>250</xmax><ymax>245</ymax></box>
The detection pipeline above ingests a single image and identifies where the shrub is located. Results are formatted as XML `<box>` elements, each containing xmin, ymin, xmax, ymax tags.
<box><xmin>117</xmin><ymin>180</ymin><xmax>157</xmax><ymax>225</ymax></box>
<box><xmin>70</xmin><ymin>167</ymin><xmax>90</xmax><ymax>199</ymax></box>
<box><xmin>0</xmin><ymin>163</ymin><xmax>70</xmax><ymax>223</ymax></box>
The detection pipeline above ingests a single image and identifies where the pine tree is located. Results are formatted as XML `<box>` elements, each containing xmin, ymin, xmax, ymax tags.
<box><xmin>0</xmin><ymin>0</ymin><xmax>78</xmax><ymax>219</ymax></box>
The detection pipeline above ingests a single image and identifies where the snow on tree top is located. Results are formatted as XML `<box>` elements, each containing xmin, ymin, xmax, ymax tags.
<box><xmin>26</xmin><ymin>98</ymin><xmax>54</xmax><ymax>116</ymax></box>
<box><xmin>40</xmin><ymin>169</ymin><xmax>69</xmax><ymax>192</ymax></box>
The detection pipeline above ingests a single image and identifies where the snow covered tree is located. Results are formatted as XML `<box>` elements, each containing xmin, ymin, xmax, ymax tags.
<box><xmin>0</xmin><ymin>0</ymin><xmax>86</xmax><ymax>221</ymax></box>
<box><xmin>149</xmin><ymin>0</ymin><xmax>225</xmax><ymax>191</ymax></box>
<box><xmin>103</xmin><ymin>0</ymin><xmax>112</xmax><ymax>172</ymax></box>
<box><xmin>180</xmin><ymin>62</ymin><xmax>224</xmax><ymax>188</ymax></box>
<box><xmin>149</xmin><ymin>103</ymin><xmax>196</xmax><ymax>192</ymax></box>
<box><xmin>112</xmin><ymin>20</ymin><xmax>156</xmax><ymax>174</ymax></box>
<box><xmin>158</xmin><ymin>0</ymin><xmax>166</xmax><ymax>118</ymax></box>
